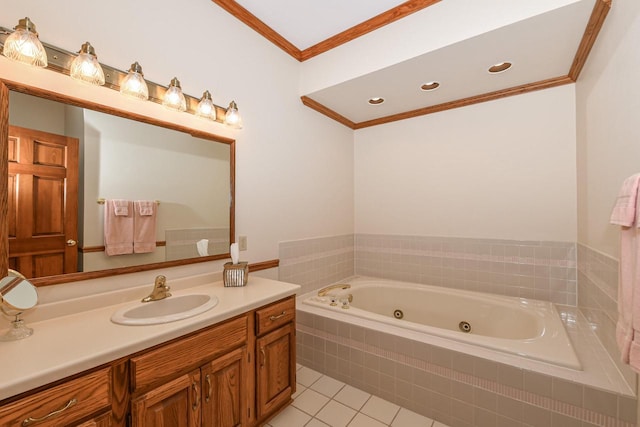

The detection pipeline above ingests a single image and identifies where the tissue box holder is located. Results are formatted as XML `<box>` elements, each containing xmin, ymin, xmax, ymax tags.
<box><xmin>223</xmin><ymin>262</ymin><xmax>248</xmax><ymax>287</ymax></box>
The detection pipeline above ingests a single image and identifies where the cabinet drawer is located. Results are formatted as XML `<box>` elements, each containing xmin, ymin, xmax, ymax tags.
<box><xmin>0</xmin><ymin>367</ymin><xmax>111</xmax><ymax>427</ymax></box>
<box><xmin>131</xmin><ymin>314</ymin><xmax>248</xmax><ymax>392</ymax></box>
<box><xmin>255</xmin><ymin>296</ymin><xmax>295</xmax><ymax>336</ymax></box>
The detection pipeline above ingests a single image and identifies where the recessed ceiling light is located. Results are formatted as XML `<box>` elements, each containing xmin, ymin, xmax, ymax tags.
<box><xmin>488</xmin><ymin>62</ymin><xmax>512</xmax><ymax>74</ymax></box>
<box><xmin>368</xmin><ymin>97</ymin><xmax>385</xmax><ymax>105</ymax></box>
<box><xmin>420</xmin><ymin>81</ymin><xmax>440</xmax><ymax>91</ymax></box>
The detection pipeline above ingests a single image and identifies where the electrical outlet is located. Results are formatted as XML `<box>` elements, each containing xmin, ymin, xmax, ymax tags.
<box><xmin>238</xmin><ymin>235</ymin><xmax>247</xmax><ymax>251</ymax></box>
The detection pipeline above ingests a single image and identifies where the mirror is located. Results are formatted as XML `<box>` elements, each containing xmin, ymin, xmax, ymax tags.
<box><xmin>0</xmin><ymin>269</ymin><xmax>38</xmax><ymax>341</ymax></box>
<box><xmin>0</xmin><ymin>80</ymin><xmax>235</xmax><ymax>286</ymax></box>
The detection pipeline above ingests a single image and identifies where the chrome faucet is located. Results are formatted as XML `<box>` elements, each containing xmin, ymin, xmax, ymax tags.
<box><xmin>141</xmin><ymin>275</ymin><xmax>171</xmax><ymax>302</ymax></box>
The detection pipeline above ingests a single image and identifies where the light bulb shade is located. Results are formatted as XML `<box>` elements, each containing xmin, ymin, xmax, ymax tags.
<box><xmin>70</xmin><ymin>42</ymin><xmax>105</xmax><ymax>85</ymax></box>
<box><xmin>224</xmin><ymin>101</ymin><xmax>242</xmax><ymax>129</ymax></box>
<box><xmin>120</xmin><ymin>62</ymin><xmax>149</xmax><ymax>100</ymax></box>
<box><xmin>2</xmin><ymin>17</ymin><xmax>48</xmax><ymax>67</ymax></box>
<box><xmin>162</xmin><ymin>77</ymin><xmax>187</xmax><ymax>112</ymax></box>
<box><xmin>195</xmin><ymin>90</ymin><xmax>216</xmax><ymax>120</ymax></box>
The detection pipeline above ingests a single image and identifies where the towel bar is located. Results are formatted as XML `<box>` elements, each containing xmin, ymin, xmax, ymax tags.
<box><xmin>97</xmin><ymin>198</ymin><xmax>160</xmax><ymax>205</ymax></box>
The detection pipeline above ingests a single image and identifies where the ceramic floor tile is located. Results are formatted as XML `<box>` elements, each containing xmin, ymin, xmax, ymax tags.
<box><xmin>306</xmin><ymin>419</ymin><xmax>331</xmax><ymax>427</ymax></box>
<box><xmin>361</xmin><ymin>395</ymin><xmax>401</xmax><ymax>424</ymax></box>
<box><xmin>292</xmin><ymin>388</ymin><xmax>330</xmax><ymax>416</ymax></box>
<box><xmin>316</xmin><ymin>400</ymin><xmax>357</xmax><ymax>427</ymax></box>
<box><xmin>391</xmin><ymin>408</ymin><xmax>435</xmax><ymax>427</ymax></box>
<box><xmin>333</xmin><ymin>385</ymin><xmax>371</xmax><ymax>410</ymax></box>
<box><xmin>297</xmin><ymin>366</ymin><xmax>324</xmax><ymax>387</ymax></box>
<box><xmin>292</xmin><ymin>383</ymin><xmax>307</xmax><ymax>399</ymax></box>
<box><xmin>310</xmin><ymin>375</ymin><xmax>346</xmax><ymax>398</ymax></box>
<box><xmin>269</xmin><ymin>405</ymin><xmax>312</xmax><ymax>427</ymax></box>
<box><xmin>432</xmin><ymin>422</ymin><xmax>447</xmax><ymax>427</ymax></box>
<box><xmin>347</xmin><ymin>413</ymin><xmax>388</xmax><ymax>427</ymax></box>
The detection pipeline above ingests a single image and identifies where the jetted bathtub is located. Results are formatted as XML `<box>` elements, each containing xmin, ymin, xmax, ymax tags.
<box><xmin>302</xmin><ymin>277</ymin><xmax>581</xmax><ymax>370</ymax></box>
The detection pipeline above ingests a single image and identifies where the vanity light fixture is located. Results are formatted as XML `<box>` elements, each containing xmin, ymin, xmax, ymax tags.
<box><xmin>120</xmin><ymin>61</ymin><xmax>149</xmax><ymax>100</ymax></box>
<box><xmin>69</xmin><ymin>42</ymin><xmax>105</xmax><ymax>86</ymax></box>
<box><xmin>368</xmin><ymin>97</ymin><xmax>385</xmax><ymax>105</ymax></box>
<box><xmin>196</xmin><ymin>90</ymin><xmax>217</xmax><ymax>120</ymax></box>
<box><xmin>224</xmin><ymin>101</ymin><xmax>242</xmax><ymax>128</ymax></box>
<box><xmin>420</xmin><ymin>81</ymin><xmax>440</xmax><ymax>91</ymax></box>
<box><xmin>488</xmin><ymin>62</ymin><xmax>513</xmax><ymax>74</ymax></box>
<box><xmin>1</xmin><ymin>17</ymin><xmax>48</xmax><ymax>67</ymax></box>
<box><xmin>162</xmin><ymin>77</ymin><xmax>187</xmax><ymax>112</ymax></box>
<box><xmin>0</xmin><ymin>20</ymin><xmax>238</xmax><ymax>127</ymax></box>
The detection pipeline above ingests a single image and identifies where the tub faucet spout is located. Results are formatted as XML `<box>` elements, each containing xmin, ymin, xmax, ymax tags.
<box><xmin>317</xmin><ymin>283</ymin><xmax>351</xmax><ymax>297</ymax></box>
<box><xmin>141</xmin><ymin>275</ymin><xmax>171</xmax><ymax>302</ymax></box>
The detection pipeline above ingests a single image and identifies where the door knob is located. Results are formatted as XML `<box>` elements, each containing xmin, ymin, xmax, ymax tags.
<box><xmin>66</xmin><ymin>239</ymin><xmax>77</xmax><ymax>246</ymax></box>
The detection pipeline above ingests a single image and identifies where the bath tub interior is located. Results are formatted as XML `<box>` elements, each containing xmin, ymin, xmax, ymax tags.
<box><xmin>302</xmin><ymin>277</ymin><xmax>582</xmax><ymax>370</ymax></box>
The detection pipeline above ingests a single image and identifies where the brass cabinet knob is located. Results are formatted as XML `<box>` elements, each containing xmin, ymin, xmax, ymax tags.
<box><xmin>66</xmin><ymin>239</ymin><xmax>77</xmax><ymax>246</ymax></box>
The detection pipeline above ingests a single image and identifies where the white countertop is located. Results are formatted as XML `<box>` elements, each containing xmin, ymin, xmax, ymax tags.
<box><xmin>0</xmin><ymin>275</ymin><xmax>300</xmax><ymax>401</ymax></box>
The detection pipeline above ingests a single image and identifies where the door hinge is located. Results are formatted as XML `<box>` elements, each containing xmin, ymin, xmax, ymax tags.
<box><xmin>248</xmin><ymin>352</ymin><xmax>251</xmax><ymax>363</ymax></box>
<box><xmin>248</xmin><ymin>407</ymin><xmax>251</xmax><ymax>418</ymax></box>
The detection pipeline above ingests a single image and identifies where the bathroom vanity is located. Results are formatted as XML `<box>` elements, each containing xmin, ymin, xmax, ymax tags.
<box><xmin>0</xmin><ymin>276</ymin><xmax>299</xmax><ymax>427</ymax></box>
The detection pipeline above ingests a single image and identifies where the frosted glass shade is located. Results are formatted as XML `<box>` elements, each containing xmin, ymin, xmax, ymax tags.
<box><xmin>70</xmin><ymin>42</ymin><xmax>105</xmax><ymax>86</ymax></box>
<box><xmin>120</xmin><ymin>62</ymin><xmax>149</xmax><ymax>100</ymax></box>
<box><xmin>224</xmin><ymin>101</ymin><xmax>242</xmax><ymax>129</ymax></box>
<box><xmin>196</xmin><ymin>90</ymin><xmax>216</xmax><ymax>120</ymax></box>
<box><xmin>163</xmin><ymin>77</ymin><xmax>187</xmax><ymax>112</ymax></box>
<box><xmin>2</xmin><ymin>17</ymin><xmax>47</xmax><ymax>67</ymax></box>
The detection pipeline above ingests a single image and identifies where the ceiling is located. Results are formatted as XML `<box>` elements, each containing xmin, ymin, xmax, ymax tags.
<box><xmin>212</xmin><ymin>0</ymin><xmax>610</xmax><ymax>129</ymax></box>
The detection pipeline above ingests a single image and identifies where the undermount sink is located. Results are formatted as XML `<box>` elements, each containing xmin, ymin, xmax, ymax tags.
<box><xmin>111</xmin><ymin>293</ymin><xmax>219</xmax><ymax>326</ymax></box>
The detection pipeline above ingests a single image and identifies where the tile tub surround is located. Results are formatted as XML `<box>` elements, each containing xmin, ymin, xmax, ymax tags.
<box><xmin>355</xmin><ymin>234</ymin><xmax>577</xmax><ymax>306</ymax></box>
<box><xmin>296</xmin><ymin>305</ymin><xmax>636</xmax><ymax>427</ymax></box>
<box><xmin>279</xmin><ymin>234</ymin><xmax>355</xmax><ymax>295</ymax></box>
<box><xmin>577</xmin><ymin>244</ymin><xmax>637</xmax><ymax>391</ymax></box>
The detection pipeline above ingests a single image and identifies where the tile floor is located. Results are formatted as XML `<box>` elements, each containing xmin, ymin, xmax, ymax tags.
<box><xmin>265</xmin><ymin>365</ymin><xmax>450</xmax><ymax>427</ymax></box>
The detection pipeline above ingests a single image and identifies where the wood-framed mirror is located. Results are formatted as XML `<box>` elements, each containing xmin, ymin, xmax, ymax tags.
<box><xmin>0</xmin><ymin>79</ymin><xmax>235</xmax><ymax>286</ymax></box>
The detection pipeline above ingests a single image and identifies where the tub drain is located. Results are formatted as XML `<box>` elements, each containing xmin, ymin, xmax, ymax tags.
<box><xmin>459</xmin><ymin>321</ymin><xmax>472</xmax><ymax>333</ymax></box>
<box><xmin>393</xmin><ymin>309</ymin><xmax>404</xmax><ymax>319</ymax></box>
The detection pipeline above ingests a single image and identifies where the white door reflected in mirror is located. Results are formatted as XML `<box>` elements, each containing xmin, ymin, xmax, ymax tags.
<box><xmin>0</xmin><ymin>270</ymin><xmax>38</xmax><ymax>341</ymax></box>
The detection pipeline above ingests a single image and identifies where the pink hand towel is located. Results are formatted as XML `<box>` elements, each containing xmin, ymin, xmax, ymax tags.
<box><xmin>113</xmin><ymin>199</ymin><xmax>129</xmax><ymax>216</ymax></box>
<box><xmin>134</xmin><ymin>200</ymin><xmax>157</xmax><ymax>254</ymax></box>
<box><xmin>104</xmin><ymin>199</ymin><xmax>134</xmax><ymax>256</ymax></box>
<box><xmin>610</xmin><ymin>174</ymin><xmax>640</xmax><ymax>226</ymax></box>
<box><xmin>611</xmin><ymin>174</ymin><xmax>640</xmax><ymax>367</ymax></box>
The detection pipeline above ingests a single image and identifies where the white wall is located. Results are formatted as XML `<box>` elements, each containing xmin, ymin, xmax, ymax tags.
<box><xmin>354</xmin><ymin>85</ymin><xmax>577</xmax><ymax>241</ymax></box>
<box><xmin>1</xmin><ymin>0</ymin><xmax>354</xmax><ymax>275</ymax></box>
<box><xmin>9</xmin><ymin>92</ymin><xmax>68</xmax><ymax>135</ymax></box>
<box><xmin>576</xmin><ymin>0</ymin><xmax>640</xmax><ymax>258</ymax></box>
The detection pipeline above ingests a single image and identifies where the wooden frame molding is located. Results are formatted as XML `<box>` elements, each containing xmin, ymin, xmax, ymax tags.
<box><xmin>299</xmin><ymin>0</ymin><xmax>441</xmax><ymax>61</ymax></box>
<box><xmin>568</xmin><ymin>0</ymin><xmax>612</xmax><ymax>81</ymax></box>
<box><xmin>1</xmin><ymin>79</ymin><xmax>236</xmax><ymax>287</ymax></box>
<box><xmin>0</xmin><ymin>83</ymin><xmax>7</xmax><ymax>278</ymax></box>
<box><xmin>354</xmin><ymin>76</ymin><xmax>574</xmax><ymax>129</ymax></box>
<box><xmin>210</xmin><ymin>0</ymin><xmax>441</xmax><ymax>62</ymax></box>
<box><xmin>300</xmin><ymin>96</ymin><xmax>356</xmax><ymax>129</ymax></box>
<box><xmin>248</xmin><ymin>259</ymin><xmax>279</xmax><ymax>272</ymax></box>
<box><xmin>210</xmin><ymin>0</ymin><xmax>300</xmax><ymax>60</ymax></box>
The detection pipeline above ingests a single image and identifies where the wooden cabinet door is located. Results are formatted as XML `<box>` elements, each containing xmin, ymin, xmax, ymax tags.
<box><xmin>256</xmin><ymin>323</ymin><xmax>295</xmax><ymax>419</ymax></box>
<box><xmin>131</xmin><ymin>370</ymin><xmax>201</xmax><ymax>427</ymax></box>
<box><xmin>201</xmin><ymin>346</ymin><xmax>248</xmax><ymax>427</ymax></box>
